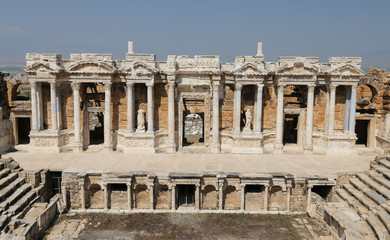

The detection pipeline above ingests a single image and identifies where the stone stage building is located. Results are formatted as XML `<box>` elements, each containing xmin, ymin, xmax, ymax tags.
<box><xmin>11</xmin><ymin>42</ymin><xmax>390</xmax><ymax>155</ymax></box>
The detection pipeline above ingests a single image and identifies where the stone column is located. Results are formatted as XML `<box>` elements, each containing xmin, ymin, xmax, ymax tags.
<box><xmin>306</xmin><ymin>185</ymin><xmax>312</xmax><ymax>212</ymax></box>
<box><xmin>211</xmin><ymin>83</ymin><xmax>220</xmax><ymax>153</ymax></box>
<box><xmin>50</xmin><ymin>82</ymin><xmax>58</xmax><ymax>130</ymax></box>
<box><xmin>255</xmin><ymin>84</ymin><xmax>264</xmax><ymax>133</ymax></box>
<box><xmin>37</xmin><ymin>83</ymin><xmax>43</xmax><ymax>130</ymax></box>
<box><xmin>274</xmin><ymin>84</ymin><xmax>285</xmax><ymax>153</ymax></box>
<box><xmin>344</xmin><ymin>86</ymin><xmax>351</xmax><ymax>133</ymax></box>
<box><xmin>324</xmin><ymin>85</ymin><xmax>330</xmax><ymax>132</ymax></box>
<box><xmin>104</xmin><ymin>82</ymin><xmax>112</xmax><ymax>151</ymax></box>
<box><xmin>126</xmin><ymin>83</ymin><xmax>135</xmax><ymax>132</ymax></box>
<box><xmin>171</xmin><ymin>184</ymin><xmax>176</xmax><ymax>211</ymax></box>
<box><xmin>218</xmin><ymin>182</ymin><xmax>224</xmax><ymax>211</ymax></box>
<box><xmin>286</xmin><ymin>186</ymin><xmax>291</xmax><ymax>211</ymax></box>
<box><xmin>167</xmin><ymin>82</ymin><xmax>176</xmax><ymax>153</ymax></box>
<box><xmin>56</xmin><ymin>86</ymin><xmax>62</xmax><ymax>130</ymax></box>
<box><xmin>349</xmin><ymin>85</ymin><xmax>357</xmax><ymax>134</ymax></box>
<box><xmin>72</xmin><ymin>83</ymin><xmax>82</xmax><ymax>152</ymax></box>
<box><xmin>195</xmin><ymin>184</ymin><xmax>200</xmax><ymax>210</ymax></box>
<box><xmin>328</xmin><ymin>85</ymin><xmax>337</xmax><ymax>134</ymax></box>
<box><xmin>264</xmin><ymin>185</ymin><xmax>269</xmax><ymax>211</ymax></box>
<box><xmin>127</xmin><ymin>183</ymin><xmax>132</xmax><ymax>210</ymax></box>
<box><xmin>103</xmin><ymin>183</ymin><xmax>108</xmax><ymax>211</ymax></box>
<box><xmin>146</xmin><ymin>83</ymin><xmax>154</xmax><ymax>132</ymax></box>
<box><xmin>61</xmin><ymin>185</ymin><xmax>67</xmax><ymax>208</ymax></box>
<box><xmin>234</xmin><ymin>84</ymin><xmax>243</xmax><ymax>133</ymax></box>
<box><xmin>79</xmin><ymin>182</ymin><xmax>85</xmax><ymax>210</ymax></box>
<box><xmin>240</xmin><ymin>184</ymin><xmax>245</xmax><ymax>211</ymax></box>
<box><xmin>149</xmin><ymin>183</ymin><xmax>154</xmax><ymax>210</ymax></box>
<box><xmin>304</xmin><ymin>85</ymin><xmax>315</xmax><ymax>153</ymax></box>
<box><xmin>30</xmin><ymin>81</ymin><xmax>38</xmax><ymax>131</ymax></box>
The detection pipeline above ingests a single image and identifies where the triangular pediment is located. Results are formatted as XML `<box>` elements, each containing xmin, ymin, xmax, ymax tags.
<box><xmin>277</xmin><ymin>61</ymin><xmax>318</xmax><ymax>75</ymax></box>
<box><xmin>24</xmin><ymin>62</ymin><xmax>57</xmax><ymax>73</ymax></box>
<box><xmin>132</xmin><ymin>62</ymin><xmax>158</xmax><ymax>76</ymax></box>
<box><xmin>68</xmin><ymin>62</ymin><xmax>115</xmax><ymax>73</ymax></box>
<box><xmin>234</xmin><ymin>63</ymin><xmax>267</xmax><ymax>76</ymax></box>
<box><xmin>331</xmin><ymin>64</ymin><xmax>365</xmax><ymax>76</ymax></box>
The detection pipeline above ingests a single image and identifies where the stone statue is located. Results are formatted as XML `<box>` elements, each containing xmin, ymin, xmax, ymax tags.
<box><xmin>243</xmin><ymin>109</ymin><xmax>252</xmax><ymax>131</ymax></box>
<box><xmin>137</xmin><ymin>109</ymin><xmax>145</xmax><ymax>132</ymax></box>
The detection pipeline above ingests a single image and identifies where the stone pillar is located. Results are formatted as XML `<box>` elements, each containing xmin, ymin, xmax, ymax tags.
<box><xmin>240</xmin><ymin>184</ymin><xmax>245</xmax><ymax>211</ymax></box>
<box><xmin>324</xmin><ymin>85</ymin><xmax>330</xmax><ymax>132</ymax></box>
<box><xmin>328</xmin><ymin>85</ymin><xmax>337</xmax><ymax>134</ymax></box>
<box><xmin>306</xmin><ymin>185</ymin><xmax>312</xmax><ymax>212</ymax></box>
<box><xmin>211</xmin><ymin>83</ymin><xmax>220</xmax><ymax>153</ymax></box>
<box><xmin>234</xmin><ymin>83</ymin><xmax>243</xmax><ymax>133</ymax></box>
<box><xmin>79</xmin><ymin>182</ymin><xmax>85</xmax><ymax>210</ymax></box>
<box><xmin>61</xmin><ymin>185</ymin><xmax>67</xmax><ymax>208</ymax></box>
<box><xmin>218</xmin><ymin>182</ymin><xmax>224</xmax><ymax>211</ymax></box>
<box><xmin>167</xmin><ymin>82</ymin><xmax>176</xmax><ymax>153</ymax></box>
<box><xmin>126</xmin><ymin>83</ymin><xmax>134</xmax><ymax>132</ymax></box>
<box><xmin>274</xmin><ymin>84</ymin><xmax>285</xmax><ymax>153</ymax></box>
<box><xmin>56</xmin><ymin>86</ymin><xmax>62</xmax><ymax>129</ymax></box>
<box><xmin>195</xmin><ymin>184</ymin><xmax>200</xmax><ymax>210</ymax></box>
<box><xmin>304</xmin><ymin>85</ymin><xmax>315</xmax><ymax>153</ymax></box>
<box><xmin>37</xmin><ymin>83</ymin><xmax>43</xmax><ymax>130</ymax></box>
<box><xmin>349</xmin><ymin>85</ymin><xmax>357</xmax><ymax>134</ymax></box>
<box><xmin>104</xmin><ymin>82</ymin><xmax>112</xmax><ymax>151</ymax></box>
<box><xmin>146</xmin><ymin>83</ymin><xmax>154</xmax><ymax>132</ymax></box>
<box><xmin>286</xmin><ymin>186</ymin><xmax>291</xmax><ymax>211</ymax></box>
<box><xmin>264</xmin><ymin>185</ymin><xmax>269</xmax><ymax>211</ymax></box>
<box><xmin>50</xmin><ymin>82</ymin><xmax>58</xmax><ymax>130</ymax></box>
<box><xmin>171</xmin><ymin>184</ymin><xmax>176</xmax><ymax>211</ymax></box>
<box><xmin>103</xmin><ymin>183</ymin><xmax>108</xmax><ymax>211</ymax></box>
<box><xmin>344</xmin><ymin>86</ymin><xmax>351</xmax><ymax>133</ymax></box>
<box><xmin>127</xmin><ymin>183</ymin><xmax>132</xmax><ymax>210</ymax></box>
<box><xmin>72</xmin><ymin>83</ymin><xmax>82</xmax><ymax>152</ymax></box>
<box><xmin>255</xmin><ymin>84</ymin><xmax>264</xmax><ymax>133</ymax></box>
<box><xmin>30</xmin><ymin>81</ymin><xmax>38</xmax><ymax>131</ymax></box>
<box><xmin>149</xmin><ymin>183</ymin><xmax>154</xmax><ymax>210</ymax></box>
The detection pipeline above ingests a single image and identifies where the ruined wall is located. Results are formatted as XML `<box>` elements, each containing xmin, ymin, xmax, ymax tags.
<box><xmin>263</xmin><ymin>86</ymin><xmax>277</xmax><ymax>131</ymax></box>
<box><xmin>221</xmin><ymin>85</ymin><xmax>234</xmax><ymax>131</ymax></box>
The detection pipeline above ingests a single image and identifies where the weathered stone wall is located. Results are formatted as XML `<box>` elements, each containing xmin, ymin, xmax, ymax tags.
<box><xmin>221</xmin><ymin>85</ymin><xmax>234</xmax><ymax>131</ymax></box>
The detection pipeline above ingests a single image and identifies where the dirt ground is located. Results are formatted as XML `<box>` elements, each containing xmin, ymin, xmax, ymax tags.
<box><xmin>43</xmin><ymin>212</ymin><xmax>333</xmax><ymax>240</ymax></box>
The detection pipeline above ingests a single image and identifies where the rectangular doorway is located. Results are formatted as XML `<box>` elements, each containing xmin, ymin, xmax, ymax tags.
<box><xmin>283</xmin><ymin>114</ymin><xmax>298</xmax><ymax>144</ymax></box>
<box><xmin>89</xmin><ymin>112</ymin><xmax>104</xmax><ymax>145</ymax></box>
<box><xmin>17</xmin><ymin>117</ymin><xmax>31</xmax><ymax>144</ymax></box>
<box><xmin>177</xmin><ymin>184</ymin><xmax>195</xmax><ymax>207</ymax></box>
<box><xmin>355</xmin><ymin>120</ymin><xmax>369</xmax><ymax>146</ymax></box>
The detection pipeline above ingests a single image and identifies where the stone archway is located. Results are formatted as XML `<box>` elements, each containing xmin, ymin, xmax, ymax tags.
<box><xmin>223</xmin><ymin>185</ymin><xmax>239</xmax><ymax>210</ymax></box>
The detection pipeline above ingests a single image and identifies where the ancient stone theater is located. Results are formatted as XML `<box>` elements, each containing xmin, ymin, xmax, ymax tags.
<box><xmin>1</xmin><ymin>42</ymin><xmax>390</xmax><ymax>239</ymax></box>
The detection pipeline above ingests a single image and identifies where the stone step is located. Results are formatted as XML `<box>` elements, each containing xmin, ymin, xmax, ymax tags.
<box><xmin>379</xmin><ymin>159</ymin><xmax>390</xmax><ymax>171</ymax></box>
<box><xmin>344</xmin><ymin>181</ymin><xmax>378</xmax><ymax>212</ymax></box>
<box><xmin>0</xmin><ymin>162</ymin><xmax>4</xmax><ymax>171</ymax></box>
<box><xmin>0</xmin><ymin>169</ymin><xmax>10</xmax><ymax>180</ymax></box>
<box><xmin>0</xmin><ymin>214</ymin><xmax>9</xmax><ymax>231</ymax></box>
<box><xmin>8</xmin><ymin>190</ymin><xmax>36</xmax><ymax>215</ymax></box>
<box><xmin>375</xmin><ymin>166</ymin><xmax>390</xmax><ymax>180</ymax></box>
<box><xmin>350</xmin><ymin>177</ymin><xmax>388</xmax><ymax>207</ymax></box>
<box><xmin>377</xmin><ymin>210</ymin><xmax>390</xmax><ymax>233</ymax></box>
<box><xmin>0</xmin><ymin>178</ymin><xmax>25</xmax><ymax>202</ymax></box>
<box><xmin>365</xmin><ymin>213</ymin><xmax>390</xmax><ymax>240</ymax></box>
<box><xmin>357</xmin><ymin>173</ymin><xmax>390</xmax><ymax>200</ymax></box>
<box><xmin>0</xmin><ymin>183</ymin><xmax>32</xmax><ymax>210</ymax></box>
<box><xmin>368</xmin><ymin>170</ymin><xmax>390</xmax><ymax>191</ymax></box>
<box><xmin>0</xmin><ymin>173</ymin><xmax>18</xmax><ymax>190</ymax></box>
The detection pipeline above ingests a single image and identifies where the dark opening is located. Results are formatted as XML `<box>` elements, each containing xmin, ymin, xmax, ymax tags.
<box><xmin>312</xmin><ymin>185</ymin><xmax>333</xmax><ymax>201</ymax></box>
<box><xmin>110</xmin><ymin>183</ymin><xmax>127</xmax><ymax>191</ymax></box>
<box><xmin>355</xmin><ymin>120</ymin><xmax>369</xmax><ymax>146</ymax></box>
<box><xmin>17</xmin><ymin>117</ymin><xmax>31</xmax><ymax>144</ymax></box>
<box><xmin>245</xmin><ymin>185</ymin><xmax>263</xmax><ymax>193</ymax></box>
<box><xmin>183</xmin><ymin>113</ymin><xmax>204</xmax><ymax>146</ymax></box>
<box><xmin>47</xmin><ymin>171</ymin><xmax>62</xmax><ymax>199</ymax></box>
<box><xmin>283</xmin><ymin>114</ymin><xmax>298</xmax><ymax>144</ymax></box>
<box><xmin>178</xmin><ymin>184</ymin><xmax>195</xmax><ymax>206</ymax></box>
<box><xmin>89</xmin><ymin>112</ymin><xmax>104</xmax><ymax>145</ymax></box>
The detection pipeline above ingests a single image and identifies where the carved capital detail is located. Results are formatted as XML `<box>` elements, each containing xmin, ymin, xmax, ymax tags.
<box><xmin>104</xmin><ymin>82</ymin><xmax>112</xmax><ymax>91</ymax></box>
<box><xmin>71</xmin><ymin>82</ymin><xmax>80</xmax><ymax>91</ymax></box>
<box><xmin>330</xmin><ymin>84</ymin><xmax>338</xmax><ymax>92</ymax></box>
<box><xmin>236</xmin><ymin>83</ymin><xmax>243</xmax><ymax>91</ymax></box>
<box><xmin>257</xmin><ymin>83</ymin><xmax>264</xmax><ymax>90</ymax></box>
<box><xmin>126</xmin><ymin>82</ymin><xmax>134</xmax><ymax>88</ymax></box>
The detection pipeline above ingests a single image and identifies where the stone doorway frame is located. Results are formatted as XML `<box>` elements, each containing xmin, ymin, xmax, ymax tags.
<box><xmin>355</xmin><ymin>113</ymin><xmax>376</xmax><ymax>149</ymax></box>
<box><xmin>283</xmin><ymin>108</ymin><xmax>305</xmax><ymax>149</ymax></box>
<box><xmin>178</xmin><ymin>92</ymin><xmax>211</xmax><ymax>149</ymax></box>
<box><xmin>10</xmin><ymin>112</ymin><xmax>31</xmax><ymax>146</ymax></box>
<box><xmin>83</xmin><ymin>106</ymin><xmax>105</xmax><ymax>149</ymax></box>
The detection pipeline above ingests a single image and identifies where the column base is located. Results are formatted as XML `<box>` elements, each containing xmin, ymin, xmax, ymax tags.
<box><xmin>304</xmin><ymin>145</ymin><xmax>313</xmax><ymax>154</ymax></box>
<box><xmin>167</xmin><ymin>143</ymin><xmax>177</xmax><ymax>153</ymax></box>
<box><xmin>103</xmin><ymin>145</ymin><xmax>112</xmax><ymax>153</ymax></box>
<box><xmin>273</xmin><ymin>143</ymin><xmax>283</xmax><ymax>154</ymax></box>
<box><xmin>74</xmin><ymin>142</ymin><xmax>83</xmax><ymax>153</ymax></box>
<box><xmin>211</xmin><ymin>143</ymin><xmax>221</xmax><ymax>153</ymax></box>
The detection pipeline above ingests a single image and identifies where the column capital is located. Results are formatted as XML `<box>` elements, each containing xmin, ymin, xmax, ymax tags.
<box><xmin>50</xmin><ymin>82</ymin><xmax>57</xmax><ymax>88</ymax></box>
<box><xmin>126</xmin><ymin>183</ymin><xmax>132</xmax><ymax>187</ymax></box>
<box><xmin>104</xmin><ymin>82</ymin><xmax>112</xmax><ymax>90</ymax></box>
<box><xmin>212</xmin><ymin>83</ymin><xmax>220</xmax><ymax>91</ymax></box>
<box><xmin>167</xmin><ymin>75</ymin><xmax>176</xmax><ymax>82</ymax></box>
<box><xmin>30</xmin><ymin>81</ymin><xmax>37</xmax><ymax>89</ymax></box>
<box><xmin>235</xmin><ymin>83</ymin><xmax>243</xmax><ymax>90</ymax></box>
<box><xmin>329</xmin><ymin>84</ymin><xmax>338</xmax><ymax>91</ymax></box>
<box><xmin>103</xmin><ymin>183</ymin><xmax>108</xmax><ymax>188</ymax></box>
<box><xmin>167</xmin><ymin>82</ymin><xmax>176</xmax><ymax>88</ymax></box>
<box><xmin>126</xmin><ymin>82</ymin><xmax>134</xmax><ymax>88</ymax></box>
<box><xmin>351</xmin><ymin>84</ymin><xmax>357</xmax><ymax>92</ymax></box>
<box><xmin>257</xmin><ymin>83</ymin><xmax>264</xmax><ymax>89</ymax></box>
<box><xmin>240</xmin><ymin>183</ymin><xmax>246</xmax><ymax>187</ymax></box>
<box><xmin>307</xmin><ymin>84</ymin><xmax>316</xmax><ymax>90</ymax></box>
<box><xmin>71</xmin><ymin>82</ymin><xmax>81</xmax><ymax>91</ymax></box>
<box><xmin>146</xmin><ymin>82</ymin><xmax>154</xmax><ymax>88</ymax></box>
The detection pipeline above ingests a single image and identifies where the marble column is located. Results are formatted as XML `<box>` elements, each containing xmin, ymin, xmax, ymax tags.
<box><xmin>103</xmin><ymin>183</ymin><xmax>108</xmax><ymax>211</ymax></box>
<box><xmin>71</xmin><ymin>83</ymin><xmax>82</xmax><ymax>152</ymax></box>
<box><xmin>324</xmin><ymin>85</ymin><xmax>330</xmax><ymax>132</ymax></box>
<box><xmin>286</xmin><ymin>186</ymin><xmax>291</xmax><ymax>211</ymax></box>
<box><xmin>264</xmin><ymin>185</ymin><xmax>269</xmax><ymax>211</ymax></box>
<box><xmin>328</xmin><ymin>85</ymin><xmax>337</xmax><ymax>134</ymax></box>
<box><xmin>50</xmin><ymin>82</ymin><xmax>58</xmax><ymax>130</ymax></box>
<box><xmin>349</xmin><ymin>85</ymin><xmax>357</xmax><ymax>134</ymax></box>
<box><xmin>104</xmin><ymin>82</ymin><xmax>112</xmax><ymax>151</ymax></box>
<box><xmin>61</xmin><ymin>185</ymin><xmax>67</xmax><ymax>208</ymax></box>
<box><xmin>149</xmin><ymin>184</ymin><xmax>154</xmax><ymax>210</ymax></box>
<box><xmin>304</xmin><ymin>85</ymin><xmax>315</xmax><ymax>153</ymax></box>
<box><xmin>240</xmin><ymin>184</ymin><xmax>245</xmax><ymax>211</ymax></box>
<box><xmin>344</xmin><ymin>86</ymin><xmax>351</xmax><ymax>133</ymax></box>
<box><xmin>56</xmin><ymin>86</ymin><xmax>62</xmax><ymax>129</ymax></box>
<box><xmin>171</xmin><ymin>184</ymin><xmax>176</xmax><ymax>210</ymax></box>
<box><xmin>146</xmin><ymin>83</ymin><xmax>154</xmax><ymax>132</ymax></box>
<box><xmin>274</xmin><ymin>84</ymin><xmax>285</xmax><ymax>153</ymax></box>
<box><xmin>37</xmin><ymin>83</ymin><xmax>43</xmax><ymax>130</ymax></box>
<box><xmin>30</xmin><ymin>81</ymin><xmax>38</xmax><ymax>131</ymax></box>
<box><xmin>167</xmin><ymin>82</ymin><xmax>176</xmax><ymax>153</ymax></box>
<box><xmin>80</xmin><ymin>182</ymin><xmax>85</xmax><ymax>210</ymax></box>
<box><xmin>234</xmin><ymin>84</ymin><xmax>243</xmax><ymax>133</ymax></box>
<box><xmin>306</xmin><ymin>185</ymin><xmax>312</xmax><ymax>212</ymax></box>
<box><xmin>127</xmin><ymin>183</ymin><xmax>132</xmax><ymax>210</ymax></box>
<box><xmin>195</xmin><ymin>184</ymin><xmax>200</xmax><ymax>210</ymax></box>
<box><xmin>126</xmin><ymin>83</ymin><xmax>134</xmax><ymax>132</ymax></box>
<box><xmin>218</xmin><ymin>183</ymin><xmax>223</xmax><ymax>210</ymax></box>
<box><xmin>255</xmin><ymin>84</ymin><xmax>264</xmax><ymax>133</ymax></box>
<box><xmin>211</xmin><ymin>83</ymin><xmax>220</xmax><ymax>153</ymax></box>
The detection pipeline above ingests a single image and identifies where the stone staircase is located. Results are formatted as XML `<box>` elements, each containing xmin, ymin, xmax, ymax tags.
<box><xmin>331</xmin><ymin>156</ymin><xmax>390</xmax><ymax>240</ymax></box>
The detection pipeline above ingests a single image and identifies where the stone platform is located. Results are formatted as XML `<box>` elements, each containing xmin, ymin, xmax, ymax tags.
<box><xmin>3</xmin><ymin>152</ymin><xmax>375</xmax><ymax>178</ymax></box>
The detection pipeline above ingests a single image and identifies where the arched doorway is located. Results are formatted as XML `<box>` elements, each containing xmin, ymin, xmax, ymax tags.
<box><xmin>183</xmin><ymin>113</ymin><xmax>204</xmax><ymax>146</ymax></box>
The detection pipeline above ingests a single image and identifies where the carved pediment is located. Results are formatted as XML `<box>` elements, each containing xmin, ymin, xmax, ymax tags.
<box><xmin>132</xmin><ymin>62</ymin><xmax>158</xmax><ymax>76</ymax></box>
<box><xmin>277</xmin><ymin>61</ymin><xmax>318</xmax><ymax>75</ymax></box>
<box><xmin>240</xmin><ymin>63</ymin><xmax>267</xmax><ymax>76</ymax></box>
<box><xmin>24</xmin><ymin>62</ymin><xmax>60</xmax><ymax>74</ymax></box>
<box><xmin>67</xmin><ymin>62</ymin><xmax>116</xmax><ymax>74</ymax></box>
<box><xmin>330</xmin><ymin>64</ymin><xmax>365</xmax><ymax>76</ymax></box>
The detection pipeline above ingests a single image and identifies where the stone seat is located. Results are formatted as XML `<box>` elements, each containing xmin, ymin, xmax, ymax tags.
<box><xmin>345</xmin><ymin>180</ymin><xmax>379</xmax><ymax>212</ymax></box>
<box><xmin>377</xmin><ymin>210</ymin><xmax>390</xmax><ymax>233</ymax></box>
<box><xmin>0</xmin><ymin>162</ymin><xmax>4</xmax><ymax>171</ymax></box>
<box><xmin>335</xmin><ymin>188</ymin><xmax>369</xmax><ymax>213</ymax></box>
<box><xmin>368</xmin><ymin>170</ymin><xmax>390</xmax><ymax>191</ymax></box>
<box><xmin>8</xmin><ymin>190</ymin><xmax>36</xmax><ymax>215</ymax></box>
<box><xmin>0</xmin><ymin>178</ymin><xmax>25</xmax><ymax>202</ymax></box>
<box><xmin>358</xmin><ymin>173</ymin><xmax>390</xmax><ymax>200</ymax></box>
<box><xmin>0</xmin><ymin>183</ymin><xmax>32</xmax><ymax>210</ymax></box>
<box><xmin>0</xmin><ymin>214</ymin><xmax>9</xmax><ymax>231</ymax></box>
<box><xmin>379</xmin><ymin>160</ymin><xmax>390</xmax><ymax>171</ymax></box>
<box><xmin>365</xmin><ymin>213</ymin><xmax>390</xmax><ymax>240</ymax></box>
<box><xmin>0</xmin><ymin>173</ymin><xmax>18</xmax><ymax>190</ymax></box>
<box><xmin>0</xmin><ymin>168</ymin><xmax>10</xmax><ymax>180</ymax></box>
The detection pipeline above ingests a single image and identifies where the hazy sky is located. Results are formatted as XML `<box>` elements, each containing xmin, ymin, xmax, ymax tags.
<box><xmin>0</xmin><ymin>0</ymin><xmax>389</xmax><ymax>71</ymax></box>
